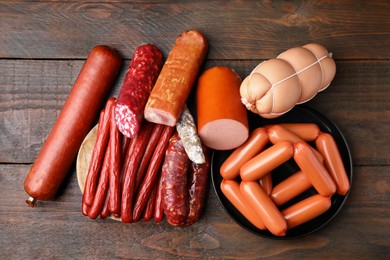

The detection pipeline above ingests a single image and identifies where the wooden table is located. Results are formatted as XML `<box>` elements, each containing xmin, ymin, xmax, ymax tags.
<box><xmin>1</xmin><ymin>1</ymin><xmax>389</xmax><ymax>258</ymax></box>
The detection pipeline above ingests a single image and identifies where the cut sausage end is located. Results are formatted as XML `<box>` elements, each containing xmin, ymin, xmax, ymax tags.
<box><xmin>199</xmin><ymin>119</ymin><xmax>249</xmax><ymax>150</ymax></box>
<box><xmin>144</xmin><ymin>108</ymin><xmax>177</xmax><ymax>127</ymax></box>
<box><xmin>114</xmin><ymin>103</ymin><xmax>141</xmax><ymax>138</ymax></box>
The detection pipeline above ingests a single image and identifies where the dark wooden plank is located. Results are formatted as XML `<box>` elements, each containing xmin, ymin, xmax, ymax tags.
<box><xmin>1</xmin><ymin>164</ymin><xmax>388</xmax><ymax>259</ymax></box>
<box><xmin>1</xmin><ymin>59</ymin><xmax>389</xmax><ymax>165</ymax></box>
<box><xmin>1</xmin><ymin>1</ymin><xmax>390</xmax><ymax>59</ymax></box>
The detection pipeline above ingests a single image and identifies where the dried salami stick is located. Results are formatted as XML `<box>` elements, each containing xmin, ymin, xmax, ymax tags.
<box><xmin>186</xmin><ymin>146</ymin><xmax>210</xmax><ymax>226</ymax></box>
<box><xmin>121</xmin><ymin>122</ymin><xmax>154</xmax><ymax>223</ymax></box>
<box><xmin>132</xmin><ymin>126</ymin><xmax>175</xmax><ymax>222</ymax></box>
<box><xmin>135</xmin><ymin>123</ymin><xmax>164</xmax><ymax>192</ymax></box>
<box><xmin>161</xmin><ymin>132</ymin><xmax>191</xmax><ymax>227</ymax></box>
<box><xmin>88</xmin><ymin>140</ymin><xmax>111</xmax><ymax>219</ymax></box>
<box><xmin>83</xmin><ymin>98</ymin><xmax>116</xmax><ymax>207</ymax></box>
<box><xmin>143</xmin><ymin>183</ymin><xmax>157</xmax><ymax>222</ymax></box>
<box><xmin>100</xmin><ymin>187</ymin><xmax>111</xmax><ymax>219</ymax></box>
<box><xmin>154</xmin><ymin>168</ymin><xmax>165</xmax><ymax>223</ymax></box>
<box><xmin>108</xmin><ymin>107</ymin><xmax>122</xmax><ymax>215</ymax></box>
<box><xmin>115</xmin><ymin>44</ymin><xmax>163</xmax><ymax>138</ymax></box>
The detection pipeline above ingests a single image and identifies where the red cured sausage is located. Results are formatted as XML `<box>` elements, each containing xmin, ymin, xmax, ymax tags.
<box><xmin>115</xmin><ymin>44</ymin><xmax>163</xmax><ymax>138</ymax></box>
<box><xmin>132</xmin><ymin>126</ymin><xmax>174</xmax><ymax>222</ymax></box>
<box><xmin>108</xmin><ymin>107</ymin><xmax>121</xmax><ymax>215</ymax></box>
<box><xmin>294</xmin><ymin>142</ymin><xmax>336</xmax><ymax>197</ymax></box>
<box><xmin>186</xmin><ymin>146</ymin><xmax>210</xmax><ymax>226</ymax></box>
<box><xmin>240</xmin><ymin>181</ymin><xmax>287</xmax><ymax>236</ymax></box>
<box><xmin>220</xmin><ymin>179</ymin><xmax>266</xmax><ymax>230</ymax></box>
<box><xmin>282</xmin><ymin>194</ymin><xmax>331</xmax><ymax>229</ymax></box>
<box><xmin>240</xmin><ymin>141</ymin><xmax>294</xmax><ymax>181</ymax></box>
<box><xmin>220</xmin><ymin>127</ymin><xmax>269</xmax><ymax>180</ymax></box>
<box><xmin>154</xmin><ymin>167</ymin><xmax>165</xmax><ymax>223</ymax></box>
<box><xmin>161</xmin><ymin>133</ymin><xmax>191</xmax><ymax>226</ymax></box>
<box><xmin>121</xmin><ymin>122</ymin><xmax>154</xmax><ymax>223</ymax></box>
<box><xmin>270</xmin><ymin>170</ymin><xmax>312</xmax><ymax>206</ymax></box>
<box><xmin>143</xmin><ymin>183</ymin><xmax>157</xmax><ymax>222</ymax></box>
<box><xmin>24</xmin><ymin>46</ymin><xmax>121</xmax><ymax>206</ymax></box>
<box><xmin>144</xmin><ymin>30</ymin><xmax>208</xmax><ymax>126</ymax></box>
<box><xmin>267</xmin><ymin>124</ymin><xmax>324</xmax><ymax>163</ymax></box>
<box><xmin>315</xmin><ymin>132</ymin><xmax>350</xmax><ymax>195</ymax></box>
<box><xmin>83</xmin><ymin>98</ymin><xmax>116</xmax><ymax>207</ymax></box>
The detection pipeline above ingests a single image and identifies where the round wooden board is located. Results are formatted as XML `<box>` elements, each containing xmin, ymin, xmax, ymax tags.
<box><xmin>76</xmin><ymin>124</ymin><xmax>120</xmax><ymax>221</ymax></box>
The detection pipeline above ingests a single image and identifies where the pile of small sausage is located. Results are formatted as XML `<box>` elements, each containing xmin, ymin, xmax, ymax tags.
<box><xmin>220</xmin><ymin>123</ymin><xmax>350</xmax><ymax>236</ymax></box>
<box><xmin>82</xmin><ymin>30</ymin><xmax>210</xmax><ymax>226</ymax></box>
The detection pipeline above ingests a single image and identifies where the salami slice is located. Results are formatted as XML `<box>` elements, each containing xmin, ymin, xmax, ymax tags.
<box><xmin>115</xmin><ymin>44</ymin><xmax>163</xmax><ymax>138</ymax></box>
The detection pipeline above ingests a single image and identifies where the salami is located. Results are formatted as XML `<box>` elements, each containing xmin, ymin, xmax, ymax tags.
<box><xmin>176</xmin><ymin>106</ymin><xmax>205</xmax><ymax>164</ymax></box>
<box><xmin>186</xmin><ymin>146</ymin><xmax>210</xmax><ymax>225</ymax></box>
<box><xmin>144</xmin><ymin>30</ymin><xmax>208</xmax><ymax>126</ymax></box>
<box><xmin>115</xmin><ymin>44</ymin><xmax>163</xmax><ymax>138</ymax></box>
<box><xmin>161</xmin><ymin>132</ymin><xmax>191</xmax><ymax>226</ymax></box>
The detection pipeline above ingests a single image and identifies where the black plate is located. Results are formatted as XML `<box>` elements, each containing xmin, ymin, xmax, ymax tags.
<box><xmin>211</xmin><ymin>105</ymin><xmax>353</xmax><ymax>239</ymax></box>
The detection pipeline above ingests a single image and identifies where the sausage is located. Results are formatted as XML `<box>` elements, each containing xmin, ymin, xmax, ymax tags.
<box><xmin>196</xmin><ymin>66</ymin><xmax>249</xmax><ymax>150</ymax></box>
<box><xmin>186</xmin><ymin>146</ymin><xmax>210</xmax><ymax>226</ymax></box>
<box><xmin>135</xmin><ymin>123</ymin><xmax>164</xmax><ymax>191</ymax></box>
<box><xmin>220</xmin><ymin>179</ymin><xmax>266</xmax><ymax>230</ymax></box>
<box><xmin>240</xmin><ymin>141</ymin><xmax>294</xmax><ymax>181</ymax></box>
<box><xmin>24</xmin><ymin>45</ymin><xmax>121</xmax><ymax>206</ymax></box>
<box><xmin>143</xmin><ymin>183</ymin><xmax>157</xmax><ymax>222</ymax></box>
<box><xmin>240</xmin><ymin>181</ymin><xmax>287</xmax><ymax>236</ymax></box>
<box><xmin>270</xmin><ymin>170</ymin><xmax>312</xmax><ymax>206</ymax></box>
<box><xmin>161</xmin><ymin>132</ymin><xmax>191</xmax><ymax>226</ymax></box>
<box><xmin>259</xmin><ymin>173</ymin><xmax>273</xmax><ymax>195</ymax></box>
<box><xmin>144</xmin><ymin>30</ymin><xmax>208</xmax><ymax>127</ymax></box>
<box><xmin>100</xmin><ymin>188</ymin><xmax>111</xmax><ymax>219</ymax></box>
<box><xmin>121</xmin><ymin>122</ymin><xmax>154</xmax><ymax>223</ymax></box>
<box><xmin>293</xmin><ymin>142</ymin><xmax>336</xmax><ymax>197</ymax></box>
<box><xmin>88</xmin><ymin>140</ymin><xmax>111</xmax><ymax>220</ymax></box>
<box><xmin>83</xmin><ymin>98</ymin><xmax>116</xmax><ymax>207</ymax></box>
<box><xmin>315</xmin><ymin>132</ymin><xmax>350</xmax><ymax>195</ymax></box>
<box><xmin>274</xmin><ymin>123</ymin><xmax>320</xmax><ymax>142</ymax></box>
<box><xmin>267</xmin><ymin>124</ymin><xmax>324</xmax><ymax>163</ymax></box>
<box><xmin>115</xmin><ymin>44</ymin><xmax>163</xmax><ymax>138</ymax></box>
<box><xmin>176</xmin><ymin>106</ymin><xmax>205</xmax><ymax>164</ymax></box>
<box><xmin>154</xmin><ymin>167</ymin><xmax>165</xmax><ymax>223</ymax></box>
<box><xmin>282</xmin><ymin>194</ymin><xmax>331</xmax><ymax>229</ymax></box>
<box><xmin>132</xmin><ymin>126</ymin><xmax>175</xmax><ymax>222</ymax></box>
<box><xmin>220</xmin><ymin>127</ymin><xmax>269</xmax><ymax>180</ymax></box>
<box><xmin>108</xmin><ymin>107</ymin><xmax>121</xmax><ymax>215</ymax></box>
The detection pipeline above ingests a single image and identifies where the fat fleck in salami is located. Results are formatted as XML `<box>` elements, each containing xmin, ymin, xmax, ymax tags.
<box><xmin>115</xmin><ymin>44</ymin><xmax>163</xmax><ymax>138</ymax></box>
<box><xmin>161</xmin><ymin>132</ymin><xmax>191</xmax><ymax>226</ymax></box>
<box><xmin>186</xmin><ymin>146</ymin><xmax>210</xmax><ymax>225</ymax></box>
<box><xmin>176</xmin><ymin>106</ymin><xmax>205</xmax><ymax>164</ymax></box>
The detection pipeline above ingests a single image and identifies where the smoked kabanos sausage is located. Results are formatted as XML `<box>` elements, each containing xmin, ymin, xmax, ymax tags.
<box><xmin>108</xmin><ymin>108</ymin><xmax>121</xmax><ymax>215</ymax></box>
<box><xmin>220</xmin><ymin>127</ymin><xmax>269</xmax><ymax>180</ymax></box>
<box><xmin>240</xmin><ymin>181</ymin><xmax>287</xmax><ymax>236</ymax></box>
<box><xmin>294</xmin><ymin>142</ymin><xmax>336</xmax><ymax>197</ymax></box>
<box><xmin>240</xmin><ymin>141</ymin><xmax>294</xmax><ymax>181</ymax></box>
<box><xmin>282</xmin><ymin>194</ymin><xmax>331</xmax><ymax>229</ymax></box>
<box><xmin>154</xmin><ymin>167</ymin><xmax>165</xmax><ymax>223</ymax></box>
<box><xmin>270</xmin><ymin>170</ymin><xmax>312</xmax><ymax>206</ymax></box>
<box><xmin>115</xmin><ymin>44</ymin><xmax>163</xmax><ymax>138</ymax></box>
<box><xmin>315</xmin><ymin>132</ymin><xmax>350</xmax><ymax>195</ymax></box>
<box><xmin>220</xmin><ymin>179</ymin><xmax>266</xmax><ymax>230</ymax></box>
<box><xmin>161</xmin><ymin>133</ymin><xmax>191</xmax><ymax>226</ymax></box>
<box><xmin>144</xmin><ymin>30</ymin><xmax>208</xmax><ymax>126</ymax></box>
<box><xmin>24</xmin><ymin>45</ymin><xmax>121</xmax><ymax>206</ymax></box>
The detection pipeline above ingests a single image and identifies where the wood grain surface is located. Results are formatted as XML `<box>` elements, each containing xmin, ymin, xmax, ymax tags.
<box><xmin>0</xmin><ymin>0</ymin><xmax>389</xmax><ymax>259</ymax></box>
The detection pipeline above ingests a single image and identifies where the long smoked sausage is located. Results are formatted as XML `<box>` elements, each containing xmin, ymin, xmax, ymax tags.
<box><xmin>24</xmin><ymin>46</ymin><xmax>121</xmax><ymax>206</ymax></box>
<box><xmin>144</xmin><ymin>30</ymin><xmax>208</xmax><ymax>126</ymax></box>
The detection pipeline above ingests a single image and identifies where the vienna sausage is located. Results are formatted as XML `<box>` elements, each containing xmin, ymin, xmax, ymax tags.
<box><xmin>282</xmin><ymin>194</ymin><xmax>331</xmax><ymax>229</ymax></box>
<box><xmin>294</xmin><ymin>142</ymin><xmax>336</xmax><ymax>197</ymax></box>
<box><xmin>259</xmin><ymin>174</ymin><xmax>273</xmax><ymax>196</ymax></box>
<box><xmin>315</xmin><ymin>132</ymin><xmax>350</xmax><ymax>195</ymax></box>
<box><xmin>270</xmin><ymin>123</ymin><xmax>320</xmax><ymax>142</ymax></box>
<box><xmin>24</xmin><ymin>45</ymin><xmax>121</xmax><ymax>206</ymax></box>
<box><xmin>270</xmin><ymin>170</ymin><xmax>312</xmax><ymax>206</ymax></box>
<box><xmin>220</xmin><ymin>179</ymin><xmax>266</xmax><ymax>230</ymax></box>
<box><xmin>220</xmin><ymin>127</ymin><xmax>269</xmax><ymax>180</ymax></box>
<box><xmin>240</xmin><ymin>181</ymin><xmax>287</xmax><ymax>236</ymax></box>
<box><xmin>240</xmin><ymin>141</ymin><xmax>294</xmax><ymax>181</ymax></box>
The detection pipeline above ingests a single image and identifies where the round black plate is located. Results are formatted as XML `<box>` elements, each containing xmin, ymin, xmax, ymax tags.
<box><xmin>211</xmin><ymin>105</ymin><xmax>353</xmax><ymax>239</ymax></box>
